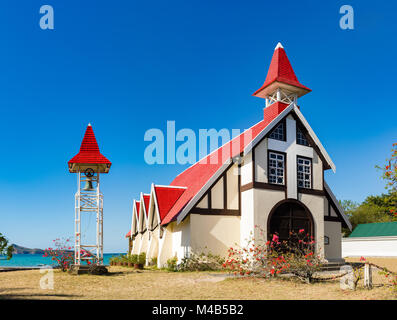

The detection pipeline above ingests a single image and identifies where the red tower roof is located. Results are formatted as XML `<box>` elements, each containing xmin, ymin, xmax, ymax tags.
<box><xmin>68</xmin><ymin>124</ymin><xmax>112</xmax><ymax>173</ymax></box>
<box><xmin>253</xmin><ymin>43</ymin><xmax>311</xmax><ymax>99</ymax></box>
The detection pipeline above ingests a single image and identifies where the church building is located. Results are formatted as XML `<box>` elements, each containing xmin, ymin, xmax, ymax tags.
<box><xmin>125</xmin><ymin>43</ymin><xmax>352</xmax><ymax>267</ymax></box>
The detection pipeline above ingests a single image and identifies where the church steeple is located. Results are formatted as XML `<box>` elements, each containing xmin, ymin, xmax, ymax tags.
<box><xmin>253</xmin><ymin>43</ymin><xmax>311</xmax><ymax>107</ymax></box>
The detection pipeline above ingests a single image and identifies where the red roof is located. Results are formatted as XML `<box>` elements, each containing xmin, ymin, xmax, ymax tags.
<box><xmin>68</xmin><ymin>124</ymin><xmax>111</xmax><ymax>169</ymax></box>
<box><xmin>160</xmin><ymin>101</ymin><xmax>289</xmax><ymax>225</ymax></box>
<box><xmin>125</xmin><ymin>230</ymin><xmax>131</xmax><ymax>238</ymax></box>
<box><xmin>154</xmin><ymin>186</ymin><xmax>186</xmax><ymax>221</ymax></box>
<box><xmin>135</xmin><ymin>201</ymin><xmax>141</xmax><ymax>219</ymax></box>
<box><xmin>253</xmin><ymin>43</ymin><xmax>311</xmax><ymax>98</ymax></box>
<box><xmin>142</xmin><ymin>195</ymin><xmax>150</xmax><ymax>217</ymax></box>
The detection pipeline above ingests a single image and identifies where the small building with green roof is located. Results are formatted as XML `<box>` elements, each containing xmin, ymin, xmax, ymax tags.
<box><xmin>342</xmin><ymin>222</ymin><xmax>397</xmax><ymax>257</ymax></box>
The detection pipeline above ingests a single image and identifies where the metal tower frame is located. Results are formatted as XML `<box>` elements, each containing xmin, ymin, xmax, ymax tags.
<box><xmin>74</xmin><ymin>171</ymin><xmax>104</xmax><ymax>265</ymax></box>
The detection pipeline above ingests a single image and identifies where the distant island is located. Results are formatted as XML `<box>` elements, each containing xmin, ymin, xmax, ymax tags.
<box><xmin>11</xmin><ymin>244</ymin><xmax>45</xmax><ymax>255</ymax></box>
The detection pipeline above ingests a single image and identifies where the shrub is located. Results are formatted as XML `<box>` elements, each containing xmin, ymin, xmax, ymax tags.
<box><xmin>166</xmin><ymin>256</ymin><xmax>178</xmax><ymax>272</ymax></box>
<box><xmin>179</xmin><ymin>252</ymin><xmax>225</xmax><ymax>271</ymax></box>
<box><xmin>138</xmin><ymin>252</ymin><xmax>146</xmax><ymax>265</ymax></box>
<box><xmin>128</xmin><ymin>254</ymin><xmax>138</xmax><ymax>264</ymax></box>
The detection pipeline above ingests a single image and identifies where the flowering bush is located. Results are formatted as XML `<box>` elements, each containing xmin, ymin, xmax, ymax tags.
<box><xmin>222</xmin><ymin>227</ymin><xmax>324</xmax><ymax>283</ymax></box>
<box><xmin>43</xmin><ymin>238</ymin><xmax>74</xmax><ymax>272</ymax></box>
<box><xmin>377</xmin><ymin>143</ymin><xmax>397</xmax><ymax>192</ymax></box>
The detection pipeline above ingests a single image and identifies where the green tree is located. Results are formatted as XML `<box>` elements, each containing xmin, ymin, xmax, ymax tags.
<box><xmin>341</xmin><ymin>191</ymin><xmax>397</xmax><ymax>236</ymax></box>
<box><xmin>0</xmin><ymin>233</ymin><xmax>13</xmax><ymax>260</ymax></box>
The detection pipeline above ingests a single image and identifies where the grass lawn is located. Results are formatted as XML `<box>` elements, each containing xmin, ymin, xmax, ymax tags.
<box><xmin>0</xmin><ymin>259</ymin><xmax>396</xmax><ymax>300</ymax></box>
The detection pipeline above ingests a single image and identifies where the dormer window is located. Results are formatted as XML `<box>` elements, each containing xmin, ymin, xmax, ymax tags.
<box><xmin>269</xmin><ymin>121</ymin><xmax>285</xmax><ymax>141</ymax></box>
<box><xmin>296</xmin><ymin>126</ymin><xmax>309</xmax><ymax>146</ymax></box>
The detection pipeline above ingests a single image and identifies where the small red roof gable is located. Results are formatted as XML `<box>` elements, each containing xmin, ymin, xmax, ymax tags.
<box><xmin>253</xmin><ymin>43</ymin><xmax>311</xmax><ymax>98</ymax></box>
<box><xmin>154</xmin><ymin>186</ymin><xmax>185</xmax><ymax>221</ymax></box>
<box><xmin>134</xmin><ymin>201</ymin><xmax>141</xmax><ymax>219</ymax></box>
<box><xmin>68</xmin><ymin>124</ymin><xmax>111</xmax><ymax>173</ymax></box>
<box><xmin>143</xmin><ymin>195</ymin><xmax>150</xmax><ymax>217</ymax></box>
<box><xmin>125</xmin><ymin>230</ymin><xmax>131</xmax><ymax>238</ymax></box>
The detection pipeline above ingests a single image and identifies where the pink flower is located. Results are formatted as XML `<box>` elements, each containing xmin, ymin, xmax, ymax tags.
<box><xmin>272</xmin><ymin>234</ymin><xmax>279</xmax><ymax>242</ymax></box>
<box><xmin>299</xmin><ymin>229</ymin><xmax>304</xmax><ymax>234</ymax></box>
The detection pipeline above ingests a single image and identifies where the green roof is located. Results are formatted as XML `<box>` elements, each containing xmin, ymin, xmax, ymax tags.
<box><xmin>349</xmin><ymin>222</ymin><xmax>397</xmax><ymax>237</ymax></box>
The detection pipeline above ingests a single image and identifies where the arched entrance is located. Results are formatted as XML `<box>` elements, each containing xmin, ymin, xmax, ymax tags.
<box><xmin>267</xmin><ymin>200</ymin><xmax>314</xmax><ymax>242</ymax></box>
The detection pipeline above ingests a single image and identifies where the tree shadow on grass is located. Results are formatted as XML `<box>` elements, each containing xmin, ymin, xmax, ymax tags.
<box><xmin>0</xmin><ymin>288</ymin><xmax>81</xmax><ymax>300</ymax></box>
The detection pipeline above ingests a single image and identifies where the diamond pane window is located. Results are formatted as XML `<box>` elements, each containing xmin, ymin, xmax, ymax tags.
<box><xmin>296</xmin><ymin>126</ymin><xmax>309</xmax><ymax>146</ymax></box>
<box><xmin>297</xmin><ymin>157</ymin><xmax>311</xmax><ymax>189</ymax></box>
<box><xmin>268</xmin><ymin>152</ymin><xmax>285</xmax><ymax>185</ymax></box>
<box><xmin>269</xmin><ymin>122</ymin><xmax>285</xmax><ymax>141</ymax></box>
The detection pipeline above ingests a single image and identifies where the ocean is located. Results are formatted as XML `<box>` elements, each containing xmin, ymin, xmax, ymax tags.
<box><xmin>0</xmin><ymin>253</ymin><xmax>122</xmax><ymax>267</ymax></box>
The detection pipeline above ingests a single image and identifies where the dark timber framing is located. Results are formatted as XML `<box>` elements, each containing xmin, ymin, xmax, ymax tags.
<box><xmin>192</xmin><ymin>161</ymin><xmax>241</xmax><ymax>216</ymax></box>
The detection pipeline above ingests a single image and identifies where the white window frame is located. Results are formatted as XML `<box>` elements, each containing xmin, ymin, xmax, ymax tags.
<box><xmin>268</xmin><ymin>151</ymin><xmax>285</xmax><ymax>185</ymax></box>
<box><xmin>297</xmin><ymin>157</ymin><xmax>312</xmax><ymax>189</ymax></box>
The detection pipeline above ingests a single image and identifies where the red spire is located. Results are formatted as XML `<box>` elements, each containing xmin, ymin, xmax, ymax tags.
<box><xmin>253</xmin><ymin>43</ymin><xmax>311</xmax><ymax>99</ymax></box>
<box><xmin>68</xmin><ymin>124</ymin><xmax>111</xmax><ymax>173</ymax></box>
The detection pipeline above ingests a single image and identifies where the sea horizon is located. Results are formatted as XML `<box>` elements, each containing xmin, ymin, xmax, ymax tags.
<box><xmin>0</xmin><ymin>253</ymin><xmax>123</xmax><ymax>267</ymax></box>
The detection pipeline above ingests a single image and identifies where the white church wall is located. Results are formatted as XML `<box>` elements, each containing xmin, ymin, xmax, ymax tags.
<box><xmin>157</xmin><ymin>226</ymin><xmax>173</xmax><ymax>268</ymax></box>
<box><xmin>211</xmin><ymin>177</ymin><xmax>224</xmax><ymax>209</ymax></box>
<box><xmin>226</xmin><ymin>163</ymin><xmax>239</xmax><ymax>210</ymax></box>
<box><xmin>189</xmin><ymin>214</ymin><xmax>240</xmax><ymax>257</ymax></box>
<box><xmin>241</xmin><ymin>151</ymin><xmax>253</xmax><ymax>186</ymax></box>
<box><xmin>312</xmin><ymin>150</ymin><xmax>323</xmax><ymax>190</ymax></box>
<box><xmin>146</xmin><ymin>226</ymin><xmax>159</xmax><ymax>265</ymax></box>
<box><xmin>139</xmin><ymin>231</ymin><xmax>149</xmax><ymax>254</ymax></box>
<box><xmin>171</xmin><ymin>216</ymin><xmax>191</xmax><ymax>263</ymax></box>
<box><xmin>330</xmin><ymin>205</ymin><xmax>338</xmax><ymax>217</ymax></box>
<box><xmin>132</xmin><ymin>233</ymin><xmax>142</xmax><ymax>254</ymax></box>
<box><xmin>255</xmin><ymin>138</ymin><xmax>268</xmax><ymax>183</ymax></box>
<box><xmin>252</xmin><ymin>189</ymin><xmax>286</xmax><ymax>240</ymax></box>
<box><xmin>196</xmin><ymin>194</ymin><xmax>208</xmax><ymax>209</ymax></box>
<box><xmin>298</xmin><ymin>193</ymin><xmax>326</xmax><ymax>258</ymax></box>
<box><xmin>324</xmin><ymin>221</ymin><xmax>342</xmax><ymax>261</ymax></box>
<box><xmin>240</xmin><ymin>189</ymin><xmax>255</xmax><ymax>247</ymax></box>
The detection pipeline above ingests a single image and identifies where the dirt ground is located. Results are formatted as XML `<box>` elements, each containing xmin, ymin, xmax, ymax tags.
<box><xmin>0</xmin><ymin>259</ymin><xmax>396</xmax><ymax>300</ymax></box>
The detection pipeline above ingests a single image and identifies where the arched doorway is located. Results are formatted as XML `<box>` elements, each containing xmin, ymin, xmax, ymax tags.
<box><xmin>267</xmin><ymin>200</ymin><xmax>314</xmax><ymax>242</ymax></box>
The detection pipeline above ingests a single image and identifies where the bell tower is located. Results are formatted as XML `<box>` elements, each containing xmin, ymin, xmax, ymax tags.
<box><xmin>253</xmin><ymin>42</ymin><xmax>311</xmax><ymax>108</ymax></box>
<box><xmin>68</xmin><ymin>124</ymin><xmax>111</xmax><ymax>270</ymax></box>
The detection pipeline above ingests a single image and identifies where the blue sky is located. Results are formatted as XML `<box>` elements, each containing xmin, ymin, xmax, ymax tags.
<box><xmin>0</xmin><ymin>1</ymin><xmax>395</xmax><ymax>252</ymax></box>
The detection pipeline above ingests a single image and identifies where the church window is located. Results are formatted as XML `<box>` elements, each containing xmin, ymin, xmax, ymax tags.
<box><xmin>297</xmin><ymin>157</ymin><xmax>311</xmax><ymax>189</ymax></box>
<box><xmin>296</xmin><ymin>126</ymin><xmax>309</xmax><ymax>146</ymax></box>
<box><xmin>269</xmin><ymin>122</ymin><xmax>285</xmax><ymax>141</ymax></box>
<box><xmin>268</xmin><ymin>152</ymin><xmax>285</xmax><ymax>185</ymax></box>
